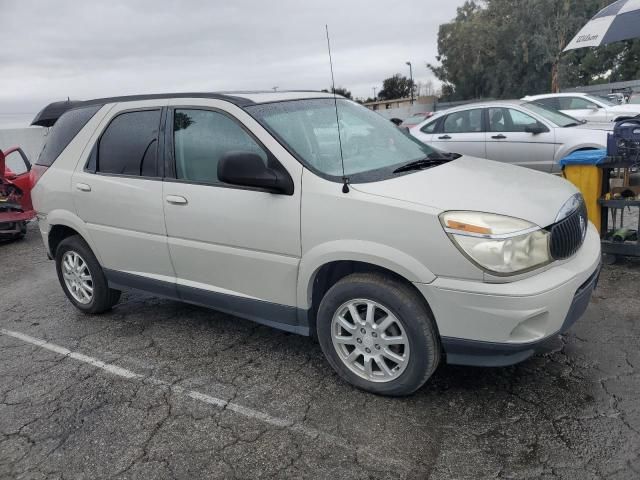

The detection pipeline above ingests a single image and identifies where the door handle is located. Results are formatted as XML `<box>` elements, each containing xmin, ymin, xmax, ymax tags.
<box><xmin>491</xmin><ymin>134</ymin><xmax>507</xmax><ymax>139</ymax></box>
<box><xmin>438</xmin><ymin>135</ymin><xmax>452</xmax><ymax>140</ymax></box>
<box><xmin>76</xmin><ymin>183</ymin><xmax>91</xmax><ymax>192</ymax></box>
<box><xmin>166</xmin><ymin>195</ymin><xmax>188</xmax><ymax>205</ymax></box>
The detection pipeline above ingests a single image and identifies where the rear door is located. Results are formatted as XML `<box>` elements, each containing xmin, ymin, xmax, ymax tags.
<box><xmin>427</xmin><ymin>108</ymin><xmax>486</xmax><ymax>158</ymax></box>
<box><xmin>72</xmin><ymin>101</ymin><xmax>176</xmax><ymax>285</ymax></box>
<box><xmin>485</xmin><ymin>107</ymin><xmax>556</xmax><ymax>172</ymax></box>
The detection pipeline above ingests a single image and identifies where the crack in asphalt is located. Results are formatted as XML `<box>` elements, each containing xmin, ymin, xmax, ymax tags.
<box><xmin>0</xmin><ymin>328</ymin><xmax>415</xmax><ymax>476</ymax></box>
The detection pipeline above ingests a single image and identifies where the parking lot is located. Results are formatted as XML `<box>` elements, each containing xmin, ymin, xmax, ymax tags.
<box><xmin>0</xmin><ymin>224</ymin><xmax>639</xmax><ymax>479</ymax></box>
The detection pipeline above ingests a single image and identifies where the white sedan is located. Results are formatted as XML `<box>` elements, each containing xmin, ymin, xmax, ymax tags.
<box><xmin>410</xmin><ymin>100</ymin><xmax>609</xmax><ymax>173</ymax></box>
<box><xmin>523</xmin><ymin>92</ymin><xmax>640</xmax><ymax>123</ymax></box>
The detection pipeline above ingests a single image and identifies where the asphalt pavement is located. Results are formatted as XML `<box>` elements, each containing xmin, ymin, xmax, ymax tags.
<box><xmin>1</xmin><ymin>224</ymin><xmax>639</xmax><ymax>479</ymax></box>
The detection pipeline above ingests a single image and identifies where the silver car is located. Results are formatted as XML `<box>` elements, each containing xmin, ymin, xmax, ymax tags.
<box><xmin>31</xmin><ymin>92</ymin><xmax>600</xmax><ymax>395</ymax></box>
<box><xmin>410</xmin><ymin>100</ymin><xmax>609</xmax><ymax>173</ymax></box>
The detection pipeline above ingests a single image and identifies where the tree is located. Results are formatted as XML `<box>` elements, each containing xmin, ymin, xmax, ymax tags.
<box><xmin>428</xmin><ymin>0</ymin><xmax>636</xmax><ymax>100</ymax></box>
<box><xmin>377</xmin><ymin>74</ymin><xmax>415</xmax><ymax>100</ymax></box>
<box><xmin>321</xmin><ymin>87</ymin><xmax>353</xmax><ymax>99</ymax></box>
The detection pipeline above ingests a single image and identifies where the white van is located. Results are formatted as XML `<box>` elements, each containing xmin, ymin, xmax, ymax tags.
<box><xmin>31</xmin><ymin>91</ymin><xmax>601</xmax><ymax>395</ymax></box>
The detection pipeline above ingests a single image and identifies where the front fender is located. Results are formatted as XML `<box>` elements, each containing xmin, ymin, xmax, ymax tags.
<box><xmin>297</xmin><ymin>239</ymin><xmax>436</xmax><ymax>309</ymax></box>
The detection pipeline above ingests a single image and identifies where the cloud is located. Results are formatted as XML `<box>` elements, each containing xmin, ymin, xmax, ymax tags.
<box><xmin>0</xmin><ymin>0</ymin><xmax>464</xmax><ymax>126</ymax></box>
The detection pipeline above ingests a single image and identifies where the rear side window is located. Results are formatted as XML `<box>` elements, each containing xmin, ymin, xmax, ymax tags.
<box><xmin>534</xmin><ymin>98</ymin><xmax>561</xmax><ymax>110</ymax></box>
<box><xmin>558</xmin><ymin>97</ymin><xmax>598</xmax><ymax>110</ymax></box>
<box><xmin>98</xmin><ymin>110</ymin><xmax>161</xmax><ymax>176</ymax></box>
<box><xmin>442</xmin><ymin>109</ymin><xmax>483</xmax><ymax>133</ymax></box>
<box><xmin>36</xmin><ymin>105</ymin><xmax>102</xmax><ymax>166</ymax></box>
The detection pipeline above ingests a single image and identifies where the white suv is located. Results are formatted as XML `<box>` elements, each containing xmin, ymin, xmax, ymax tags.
<box><xmin>31</xmin><ymin>91</ymin><xmax>601</xmax><ymax>396</ymax></box>
<box><xmin>523</xmin><ymin>92</ymin><xmax>640</xmax><ymax>123</ymax></box>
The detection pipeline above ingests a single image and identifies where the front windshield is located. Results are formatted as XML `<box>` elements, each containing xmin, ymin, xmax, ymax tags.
<box><xmin>524</xmin><ymin>102</ymin><xmax>582</xmax><ymax>127</ymax></box>
<box><xmin>246</xmin><ymin>99</ymin><xmax>436</xmax><ymax>181</ymax></box>
<box><xmin>587</xmin><ymin>94</ymin><xmax>616</xmax><ymax>107</ymax></box>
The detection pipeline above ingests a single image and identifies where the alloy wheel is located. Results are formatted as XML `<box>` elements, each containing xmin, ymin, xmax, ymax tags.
<box><xmin>331</xmin><ymin>298</ymin><xmax>410</xmax><ymax>383</ymax></box>
<box><xmin>61</xmin><ymin>250</ymin><xmax>94</xmax><ymax>305</ymax></box>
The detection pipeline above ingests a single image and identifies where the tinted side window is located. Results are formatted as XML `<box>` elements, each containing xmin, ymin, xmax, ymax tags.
<box><xmin>534</xmin><ymin>98</ymin><xmax>559</xmax><ymax>110</ymax></box>
<box><xmin>442</xmin><ymin>109</ymin><xmax>483</xmax><ymax>133</ymax></box>
<box><xmin>174</xmin><ymin>109</ymin><xmax>267</xmax><ymax>184</ymax></box>
<box><xmin>37</xmin><ymin>105</ymin><xmax>102</xmax><ymax>166</ymax></box>
<box><xmin>98</xmin><ymin>110</ymin><xmax>161</xmax><ymax>176</ymax></box>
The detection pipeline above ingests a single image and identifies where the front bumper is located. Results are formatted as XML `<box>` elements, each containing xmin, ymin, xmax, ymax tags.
<box><xmin>439</xmin><ymin>264</ymin><xmax>599</xmax><ymax>366</ymax></box>
<box><xmin>415</xmin><ymin>224</ymin><xmax>601</xmax><ymax>367</ymax></box>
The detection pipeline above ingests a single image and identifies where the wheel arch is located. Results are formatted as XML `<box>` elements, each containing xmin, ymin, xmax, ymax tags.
<box><xmin>299</xmin><ymin>242</ymin><xmax>437</xmax><ymax>338</ymax></box>
<box><xmin>45</xmin><ymin>210</ymin><xmax>100</xmax><ymax>262</ymax></box>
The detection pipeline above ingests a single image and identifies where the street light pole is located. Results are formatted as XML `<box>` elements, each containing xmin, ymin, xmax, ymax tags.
<box><xmin>372</xmin><ymin>87</ymin><xmax>377</xmax><ymax>99</ymax></box>
<box><xmin>405</xmin><ymin>61</ymin><xmax>414</xmax><ymax>105</ymax></box>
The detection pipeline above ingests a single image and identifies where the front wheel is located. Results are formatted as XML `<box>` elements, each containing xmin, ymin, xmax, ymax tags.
<box><xmin>55</xmin><ymin>235</ymin><xmax>121</xmax><ymax>314</ymax></box>
<box><xmin>316</xmin><ymin>273</ymin><xmax>440</xmax><ymax>396</ymax></box>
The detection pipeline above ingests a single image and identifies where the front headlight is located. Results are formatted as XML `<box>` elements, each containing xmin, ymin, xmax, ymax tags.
<box><xmin>440</xmin><ymin>211</ymin><xmax>551</xmax><ymax>275</ymax></box>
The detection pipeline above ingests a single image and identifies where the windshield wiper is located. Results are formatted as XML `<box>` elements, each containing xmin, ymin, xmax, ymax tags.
<box><xmin>563</xmin><ymin>122</ymin><xmax>580</xmax><ymax>128</ymax></box>
<box><xmin>393</xmin><ymin>152</ymin><xmax>460</xmax><ymax>174</ymax></box>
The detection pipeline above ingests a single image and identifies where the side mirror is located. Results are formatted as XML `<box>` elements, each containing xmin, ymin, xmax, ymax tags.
<box><xmin>217</xmin><ymin>151</ymin><xmax>294</xmax><ymax>195</ymax></box>
<box><xmin>524</xmin><ymin>124</ymin><xmax>548</xmax><ymax>135</ymax></box>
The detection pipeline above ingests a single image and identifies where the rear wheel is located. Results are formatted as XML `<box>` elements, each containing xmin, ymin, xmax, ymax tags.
<box><xmin>317</xmin><ymin>273</ymin><xmax>440</xmax><ymax>396</ymax></box>
<box><xmin>55</xmin><ymin>235</ymin><xmax>120</xmax><ymax>313</ymax></box>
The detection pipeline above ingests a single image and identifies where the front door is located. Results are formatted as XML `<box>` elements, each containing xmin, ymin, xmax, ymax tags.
<box><xmin>72</xmin><ymin>103</ymin><xmax>176</xmax><ymax>285</ymax></box>
<box><xmin>485</xmin><ymin>107</ymin><xmax>556</xmax><ymax>172</ymax></box>
<box><xmin>162</xmin><ymin>103</ymin><xmax>303</xmax><ymax>329</ymax></box>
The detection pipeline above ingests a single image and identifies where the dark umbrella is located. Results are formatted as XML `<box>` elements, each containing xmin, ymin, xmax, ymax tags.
<box><xmin>564</xmin><ymin>0</ymin><xmax>640</xmax><ymax>51</ymax></box>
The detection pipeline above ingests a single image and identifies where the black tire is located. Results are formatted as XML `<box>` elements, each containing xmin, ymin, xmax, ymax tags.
<box><xmin>55</xmin><ymin>235</ymin><xmax>121</xmax><ymax>314</ymax></box>
<box><xmin>316</xmin><ymin>273</ymin><xmax>441</xmax><ymax>396</ymax></box>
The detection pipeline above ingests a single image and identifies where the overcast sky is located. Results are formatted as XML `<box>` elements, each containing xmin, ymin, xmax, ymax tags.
<box><xmin>0</xmin><ymin>0</ymin><xmax>465</xmax><ymax>128</ymax></box>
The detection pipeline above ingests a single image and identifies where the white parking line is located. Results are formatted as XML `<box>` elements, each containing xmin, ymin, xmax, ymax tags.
<box><xmin>0</xmin><ymin>328</ymin><xmax>411</xmax><ymax>471</ymax></box>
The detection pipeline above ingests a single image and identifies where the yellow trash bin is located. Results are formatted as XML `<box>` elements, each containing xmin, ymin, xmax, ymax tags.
<box><xmin>562</xmin><ymin>165</ymin><xmax>602</xmax><ymax>233</ymax></box>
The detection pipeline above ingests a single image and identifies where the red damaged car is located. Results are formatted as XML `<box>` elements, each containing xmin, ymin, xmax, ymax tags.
<box><xmin>0</xmin><ymin>147</ymin><xmax>35</xmax><ymax>240</ymax></box>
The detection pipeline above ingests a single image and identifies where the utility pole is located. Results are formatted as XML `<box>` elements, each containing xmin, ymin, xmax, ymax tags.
<box><xmin>272</xmin><ymin>86</ymin><xmax>279</xmax><ymax>92</ymax></box>
<box><xmin>372</xmin><ymin>87</ymin><xmax>377</xmax><ymax>99</ymax></box>
<box><xmin>406</xmin><ymin>61</ymin><xmax>414</xmax><ymax>105</ymax></box>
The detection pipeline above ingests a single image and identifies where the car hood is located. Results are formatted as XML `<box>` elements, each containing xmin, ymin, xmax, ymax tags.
<box><xmin>571</xmin><ymin>122</ymin><xmax>612</xmax><ymax>132</ymax></box>
<box><xmin>352</xmin><ymin>156</ymin><xmax>579</xmax><ymax>228</ymax></box>
<box><xmin>610</xmin><ymin>105</ymin><xmax>640</xmax><ymax>114</ymax></box>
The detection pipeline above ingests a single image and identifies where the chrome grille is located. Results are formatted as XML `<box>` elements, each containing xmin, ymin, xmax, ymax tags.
<box><xmin>549</xmin><ymin>200</ymin><xmax>588</xmax><ymax>260</ymax></box>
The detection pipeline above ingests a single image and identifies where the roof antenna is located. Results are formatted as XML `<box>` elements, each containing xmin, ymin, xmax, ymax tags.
<box><xmin>325</xmin><ymin>25</ymin><xmax>349</xmax><ymax>194</ymax></box>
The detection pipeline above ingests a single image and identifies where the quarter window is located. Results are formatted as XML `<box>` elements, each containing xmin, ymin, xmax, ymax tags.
<box><xmin>442</xmin><ymin>109</ymin><xmax>483</xmax><ymax>133</ymax></box>
<box><xmin>173</xmin><ymin>109</ymin><xmax>267</xmax><ymax>184</ymax></box>
<box><xmin>98</xmin><ymin>110</ymin><xmax>161</xmax><ymax>176</ymax></box>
